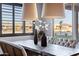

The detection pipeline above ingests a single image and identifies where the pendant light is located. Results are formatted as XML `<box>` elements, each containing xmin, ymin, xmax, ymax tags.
<box><xmin>23</xmin><ymin>3</ymin><xmax>38</xmax><ymax>20</ymax></box>
<box><xmin>41</xmin><ymin>3</ymin><xmax>65</xmax><ymax>19</ymax></box>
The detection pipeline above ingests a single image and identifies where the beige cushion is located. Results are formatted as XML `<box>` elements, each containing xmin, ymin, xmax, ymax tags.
<box><xmin>51</xmin><ymin>39</ymin><xmax>78</xmax><ymax>48</ymax></box>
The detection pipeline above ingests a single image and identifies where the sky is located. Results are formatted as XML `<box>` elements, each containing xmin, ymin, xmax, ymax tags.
<box><xmin>54</xmin><ymin>10</ymin><xmax>72</xmax><ymax>25</ymax></box>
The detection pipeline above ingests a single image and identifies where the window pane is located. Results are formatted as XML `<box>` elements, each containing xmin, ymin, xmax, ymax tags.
<box><xmin>2</xmin><ymin>20</ymin><xmax>13</xmax><ymax>34</ymax></box>
<box><xmin>2</xmin><ymin>4</ymin><xmax>13</xmax><ymax>34</ymax></box>
<box><xmin>15</xmin><ymin>21</ymin><xmax>23</xmax><ymax>33</ymax></box>
<box><xmin>54</xmin><ymin>6</ymin><xmax>72</xmax><ymax>39</ymax></box>
<box><xmin>25</xmin><ymin>20</ymin><xmax>33</xmax><ymax>33</ymax></box>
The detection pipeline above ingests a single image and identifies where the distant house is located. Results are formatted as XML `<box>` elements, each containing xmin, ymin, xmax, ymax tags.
<box><xmin>54</xmin><ymin>23</ymin><xmax>72</xmax><ymax>32</ymax></box>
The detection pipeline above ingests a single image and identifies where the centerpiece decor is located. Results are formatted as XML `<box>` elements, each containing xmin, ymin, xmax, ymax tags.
<box><xmin>35</xmin><ymin>20</ymin><xmax>49</xmax><ymax>47</ymax></box>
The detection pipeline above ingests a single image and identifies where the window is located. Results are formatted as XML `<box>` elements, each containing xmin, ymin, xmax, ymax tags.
<box><xmin>2</xmin><ymin>4</ymin><xmax>13</xmax><ymax>34</ymax></box>
<box><xmin>1</xmin><ymin>3</ymin><xmax>33</xmax><ymax>36</ymax></box>
<box><xmin>54</xmin><ymin>6</ymin><xmax>72</xmax><ymax>39</ymax></box>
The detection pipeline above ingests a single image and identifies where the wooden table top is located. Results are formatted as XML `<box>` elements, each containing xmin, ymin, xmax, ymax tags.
<box><xmin>12</xmin><ymin>40</ymin><xmax>79</xmax><ymax>56</ymax></box>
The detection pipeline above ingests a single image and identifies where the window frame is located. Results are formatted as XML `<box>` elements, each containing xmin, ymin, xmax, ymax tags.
<box><xmin>0</xmin><ymin>3</ymin><xmax>34</xmax><ymax>37</ymax></box>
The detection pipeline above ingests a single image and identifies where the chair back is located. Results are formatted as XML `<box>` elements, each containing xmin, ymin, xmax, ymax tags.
<box><xmin>0</xmin><ymin>40</ymin><xmax>27</xmax><ymax>56</ymax></box>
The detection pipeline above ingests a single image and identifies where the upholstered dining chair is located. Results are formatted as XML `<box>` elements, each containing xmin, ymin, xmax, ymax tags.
<box><xmin>68</xmin><ymin>40</ymin><xmax>77</xmax><ymax>48</ymax></box>
<box><xmin>0</xmin><ymin>40</ymin><xmax>27</xmax><ymax>56</ymax></box>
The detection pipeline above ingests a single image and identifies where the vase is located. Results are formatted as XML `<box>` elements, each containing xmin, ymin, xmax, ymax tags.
<box><xmin>34</xmin><ymin>29</ymin><xmax>38</xmax><ymax>45</ymax></box>
<box><xmin>41</xmin><ymin>34</ymin><xmax>47</xmax><ymax>47</ymax></box>
<box><xmin>38</xmin><ymin>31</ymin><xmax>47</xmax><ymax>47</ymax></box>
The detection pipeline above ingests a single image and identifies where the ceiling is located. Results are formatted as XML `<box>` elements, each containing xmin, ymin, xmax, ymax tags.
<box><xmin>36</xmin><ymin>3</ymin><xmax>79</xmax><ymax>11</ymax></box>
<box><xmin>65</xmin><ymin>3</ymin><xmax>79</xmax><ymax>11</ymax></box>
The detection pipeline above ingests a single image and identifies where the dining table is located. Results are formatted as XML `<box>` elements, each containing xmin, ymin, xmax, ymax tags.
<box><xmin>11</xmin><ymin>39</ymin><xmax>79</xmax><ymax>56</ymax></box>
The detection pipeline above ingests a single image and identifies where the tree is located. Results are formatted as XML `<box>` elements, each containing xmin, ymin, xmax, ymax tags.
<box><xmin>59</xmin><ymin>21</ymin><xmax>63</xmax><ymax>35</ymax></box>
